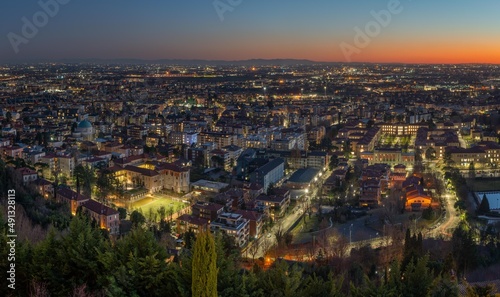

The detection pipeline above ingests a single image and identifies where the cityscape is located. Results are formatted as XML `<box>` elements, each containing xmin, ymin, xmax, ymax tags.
<box><xmin>1</xmin><ymin>1</ymin><xmax>500</xmax><ymax>297</ymax></box>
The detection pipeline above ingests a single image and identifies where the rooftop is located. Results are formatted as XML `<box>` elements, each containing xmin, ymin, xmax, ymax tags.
<box><xmin>288</xmin><ymin>168</ymin><xmax>320</xmax><ymax>184</ymax></box>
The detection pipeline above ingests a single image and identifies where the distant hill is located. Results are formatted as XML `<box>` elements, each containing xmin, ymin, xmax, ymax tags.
<box><xmin>56</xmin><ymin>58</ymin><xmax>341</xmax><ymax>66</ymax></box>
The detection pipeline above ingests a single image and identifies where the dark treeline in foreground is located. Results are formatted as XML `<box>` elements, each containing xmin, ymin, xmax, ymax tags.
<box><xmin>1</xmin><ymin>160</ymin><xmax>500</xmax><ymax>297</ymax></box>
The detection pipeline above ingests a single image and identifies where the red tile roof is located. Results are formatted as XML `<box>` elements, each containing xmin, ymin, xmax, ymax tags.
<box><xmin>56</xmin><ymin>187</ymin><xmax>89</xmax><ymax>202</ymax></box>
<box><xmin>82</xmin><ymin>199</ymin><xmax>119</xmax><ymax>216</ymax></box>
<box><xmin>177</xmin><ymin>214</ymin><xmax>209</xmax><ymax>226</ymax></box>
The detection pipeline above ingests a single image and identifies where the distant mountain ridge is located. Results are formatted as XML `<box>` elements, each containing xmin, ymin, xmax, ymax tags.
<box><xmin>3</xmin><ymin>57</ymin><xmax>493</xmax><ymax>66</ymax></box>
<box><xmin>55</xmin><ymin>58</ymin><xmax>337</xmax><ymax>66</ymax></box>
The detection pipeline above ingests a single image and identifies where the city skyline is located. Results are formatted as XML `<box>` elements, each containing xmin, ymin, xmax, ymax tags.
<box><xmin>2</xmin><ymin>0</ymin><xmax>500</xmax><ymax>64</ymax></box>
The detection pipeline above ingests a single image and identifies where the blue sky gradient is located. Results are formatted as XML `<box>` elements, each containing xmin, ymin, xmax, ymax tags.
<box><xmin>1</xmin><ymin>0</ymin><xmax>500</xmax><ymax>63</ymax></box>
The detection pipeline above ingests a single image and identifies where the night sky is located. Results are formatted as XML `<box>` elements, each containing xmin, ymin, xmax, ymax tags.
<box><xmin>1</xmin><ymin>0</ymin><xmax>500</xmax><ymax>63</ymax></box>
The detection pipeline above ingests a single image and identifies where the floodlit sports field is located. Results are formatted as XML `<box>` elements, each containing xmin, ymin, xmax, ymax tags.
<box><xmin>130</xmin><ymin>194</ymin><xmax>187</xmax><ymax>216</ymax></box>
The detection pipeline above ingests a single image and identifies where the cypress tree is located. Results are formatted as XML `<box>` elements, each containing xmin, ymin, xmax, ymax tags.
<box><xmin>478</xmin><ymin>194</ymin><xmax>490</xmax><ymax>214</ymax></box>
<box><xmin>192</xmin><ymin>230</ymin><xmax>218</xmax><ymax>297</ymax></box>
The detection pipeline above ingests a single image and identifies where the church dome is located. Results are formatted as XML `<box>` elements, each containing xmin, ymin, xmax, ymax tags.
<box><xmin>78</xmin><ymin>120</ymin><xmax>92</xmax><ymax>129</ymax></box>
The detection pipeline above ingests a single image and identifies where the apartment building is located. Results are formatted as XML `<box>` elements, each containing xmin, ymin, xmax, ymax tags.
<box><xmin>210</xmin><ymin>213</ymin><xmax>250</xmax><ymax>248</ymax></box>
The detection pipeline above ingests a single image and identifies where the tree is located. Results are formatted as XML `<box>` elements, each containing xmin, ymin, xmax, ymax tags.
<box><xmin>257</xmin><ymin>260</ymin><xmax>302</xmax><ymax>297</ymax></box>
<box><xmin>98</xmin><ymin>227</ymin><xmax>171</xmax><ymax>296</ymax></box>
<box><xmin>96</xmin><ymin>169</ymin><xmax>113</xmax><ymax>202</ymax></box>
<box><xmin>274</xmin><ymin>222</ymin><xmax>285</xmax><ymax>248</ymax></box>
<box><xmin>452</xmin><ymin>223</ymin><xmax>478</xmax><ymax>276</ymax></box>
<box><xmin>469</xmin><ymin>162</ymin><xmax>476</xmax><ymax>179</ymax></box>
<box><xmin>299</xmin><ymin>273</ymin><xmax>344</xmax><ymax>297</ymax></box>
<box><xmin>465</xmin><ymin>284</ymin><xmax>496</xmax><ymax>297</ymax></box>
<box><xmin>53</xmin><ymin>213</ymin><xmax>106</xmax><ymax>296</ymax></box>
<box><xmin>422</xmin><ymin>206</ymin><xmax>435</xmax><ymax>221</ymax></box>
<box><xmin>73</xmin><ymin>164</ymin><xmax>95</xmax><ymax>198</ymax></box>
<box><xmin>329</xmin><ymin>155</ymin><xmax>339</xmax><ymax>170</ymax></box>
<box><xmin>402</xmin><ymin>255</ymin><xmax>433</xmax><ymax>297</ymax></box>
<box><xmin>117</xmin><ymin>207</ymin><xmax>127</xmax><ymax>220</ymax></box>
<box><xmin>443</xmin><ymin>151</ymin><xmax>453</xmax><ymax>166</ymax></box>
<box><xmin>478</xmin><ymin>194</ymin><xmax>490</xmax><ymax>214</ymax></box>
<box><xmin>112</xmin><ymin>176</ymin><xmax>125</xmax><ymax>200</ymax></box>
<box><xmin>130</xmin><ymin>210</ymin><xmax>146</xmax><ymax>228</ymax></box>
<box><xmin>425</xmin><ymin>147</ymin><xmax>436</xmax><ymax>160</ymax></box>
<box><xmin>248</xmin><ymin>238</ymin><xmax>260</xmax><ymax>262</ymax></box>
<box><xmin>267</xmin><ymin>182</ymin><xmax>276</xmax><ymax>195</ymax></box>
<box><xmin>429</xmin><ymin>276</ymin><xmax>458</xmax><ymax>297</ymax></box>
<box><xmin>192</xmin><ymin>230</ymin><xmax>218</xmax><ymax>297</ymax></box>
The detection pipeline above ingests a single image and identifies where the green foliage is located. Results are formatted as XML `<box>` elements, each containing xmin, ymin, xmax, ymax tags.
<box><xmin>402</xmin><ymin>229</ymin><xmax>424</xmax><ymax>271</ymax></box>
<box><xmin>96</xmin><ymin>169</ymin><xmax>115</xmax><ymax>201</ymax></box>
<box><xmin>73</xmin><ymin>164</ymin><xmax>96</xmax><ymax>198</ymax></box>
<box><xmin>402</xmin><ymin>255</ymin><xmax>434</xmax><ymax>297</ymax></box>
<box><xmin>130</xmin><ymin>210</ymin><xmax>146</xmax><ymax>227</ymax></box>
<box><xmin>422</xmin><ymin>206</ymin><xmax>435</xmax><ymax>221</ymax></box>
<box><xmin>98</xmin><ymin>227</ymin><xmax>171</xmax><ymax>296</ymax></box>
<box><xmin>350</xmin><ymin>275</ymin><xmax>398</xmax><ymax>297</ymax></box>
<box><xmin>425</xmin><ymin>147</ymin><xmax>436</xmax><ymax>160</ymax></box>
<box><xmin>465</xmin><ymin>284</ymin><xmax>496</xmax><ymax>297</ymax></box>
<box><xmin>257</xmin><ymin>260</ymin><xmax>303</xmax><ymax>297</ymax></box>
<box><xmin>429</xmin><ymin>276</ymin><xmax>458</xmax><ymax>297</ymax></box>
<box><xmin>192</xmin><ymin>230</ymin><xmax>218</xmax><ymax>297</ymax></box>
<box><xmin>452</xmin><ymin>223</ymin><xmax>478</xmax><ymax>276</ymax></box>
<box><xmin>329</xmin><ymin>154</ymin><xmax>339</xmax><ymax>170</ymax></box>
<box><xmin>57</xmin><ymin>213</ymin><xmax>107</xmax><ymax>295</ymax></box>
<box><xmin>118</xmin><ymin>207</ymin><xmax>127</xmax><ymax>220</ymax></box>
<box><xmin>299</xmin><ymin>273</ymin><xmax>344</xmax><ymax>297</ymax></box>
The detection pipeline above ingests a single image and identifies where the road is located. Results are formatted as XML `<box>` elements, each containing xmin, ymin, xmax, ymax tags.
<box><xmin>426</xmin><ymin>167</ymin><xmax>460</xmax><ymax>239</ymax></box>
<box><xmin>427</xmin><ymin>192</ymin><xmax>459</xmax><ymax>238</ymax></box>
<box><xmin>247</xmin><ymin>169</ymin><xmax>329</xmax><ymax>259</ymax></box>
<box><xmin>248</xmin><ymin>202</ymin><xmax>303</xmax><ymax>259</ymax></box>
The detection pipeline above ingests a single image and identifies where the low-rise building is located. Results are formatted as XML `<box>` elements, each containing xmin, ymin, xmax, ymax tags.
<box><xmin>176</xmin><ymin>214</ymin><xmax>209</xmax><ymax>234</ymax></box>
<box><xmin>34</xmin><ymin>178</ymin><xmax>54</xmax><ymax>199</ymax></box>
<box><xmin>191</xmin><ymin>179</ymin><xmax>229</xmax><ymax>193</ymax></box>
<box><xmin>255</xmin><ymin>189</ymin><xmax>290</xmax><ymax>218</ymax></box>
<box><xmin>402</xmin><ymin>176</ymin><xmax>437</xmax><ymax>211</ymax></box>
<box><xmin>82</xmin><ymin>199</ymin><xmax>120</xmax><ymax>235</ymax></box>
<box><xmin>16</xmin><ymin>167</ymin><xmax>38</xmax><ymax>184</ymax></box>
<box><xmin>56</xmin><ymin>187</ymin><xmax>90</xmax><ymax>215</ymax></box>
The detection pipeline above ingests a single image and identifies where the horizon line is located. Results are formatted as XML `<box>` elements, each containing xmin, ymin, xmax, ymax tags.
<box><xmin>2</xmin><ymin>57</ymin><xmax>500</xmax><ymax>66</ymax></box>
